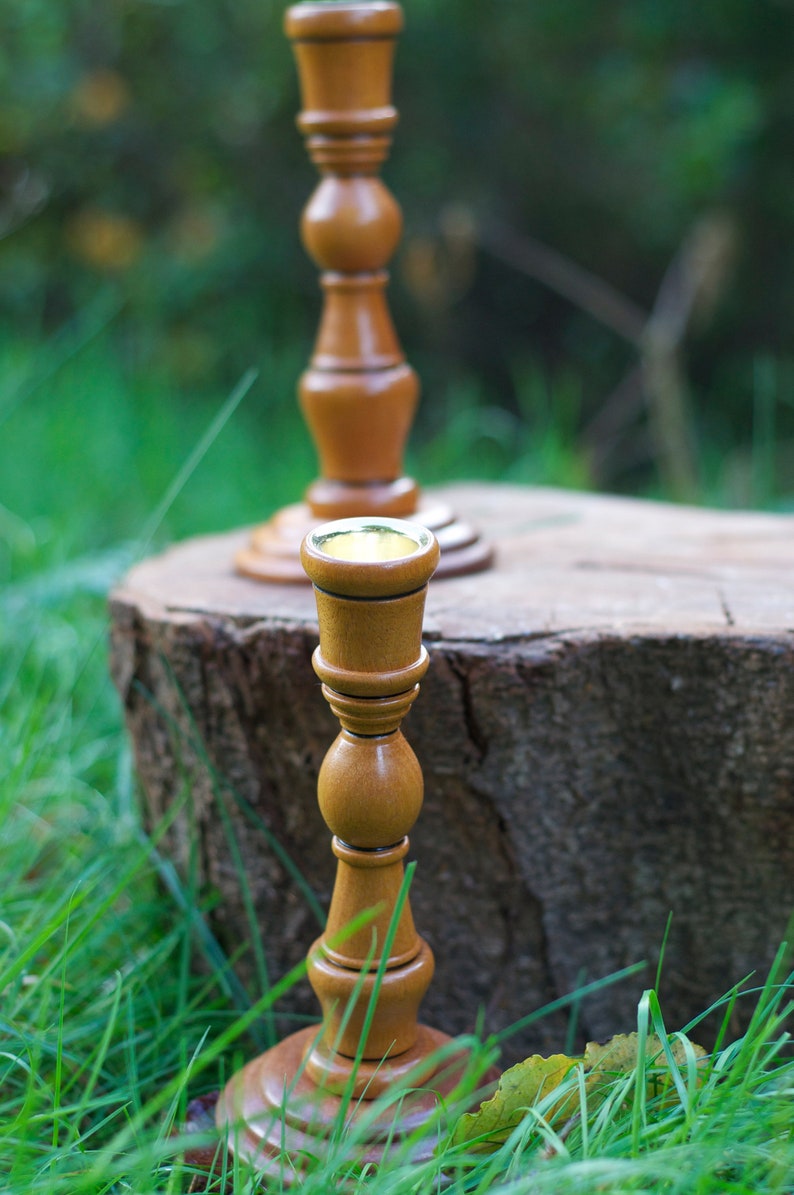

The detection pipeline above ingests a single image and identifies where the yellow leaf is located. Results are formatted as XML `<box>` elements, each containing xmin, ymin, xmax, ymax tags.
<box><xmin>449</xmin><ymin>1053</ymin><xmax>579</xmax><ymax>1153</ymax></box>
<box><xmin>584</xmin><ymin>1032</ymin><xmax>707</xmax><ymax>1103</ymax></box>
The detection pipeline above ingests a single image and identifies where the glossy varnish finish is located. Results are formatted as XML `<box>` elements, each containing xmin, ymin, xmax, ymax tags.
<box><xmin>289</xmin><ymin>2</ymin><xmax>419</xmax><ymax>520</ymax></box>
<box><xmin>218</xmin><ymin>518</ymin><xmax>473</xmax><ymax>1179</ymax></box>
<box><xmin>236</xmin><ymin>1</ymin><xmax>492</xmax><ymax>582</ymax></box>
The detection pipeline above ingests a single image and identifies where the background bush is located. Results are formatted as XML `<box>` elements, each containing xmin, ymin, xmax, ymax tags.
<box><xmin>1</xmin><ymin>0</ymin><xmax>792</xmax><ymax>507</ymax></box>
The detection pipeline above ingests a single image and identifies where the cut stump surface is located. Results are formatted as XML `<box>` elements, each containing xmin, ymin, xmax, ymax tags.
<box><xmin>109</xmin><ymin>484</ymin><xmax>794</xmax><ymax>1059</ymax></box>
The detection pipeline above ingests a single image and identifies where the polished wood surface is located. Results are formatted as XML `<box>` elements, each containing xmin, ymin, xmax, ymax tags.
<box><xmin>235</xmin><ymin>0</ymin><xmax>491</xmax><ymax>582</ymax></box>
<box><xmin>216</xmin><ymin>1024</ymin><xmax>466</xmax><ymax>1179</ymax></box>
<box><xmin>289</xmin><ymin>2</ymin><xmax>420</xmax><ymax>520</ymax></box>
<box><xmin>218</xmin><ymin>517</ymin><xmax>476</xmax><ymax>1179</ymax></box>
<box><xmin>300</xmin><ymin>518</ymin><xmax>439</xmax><ymax>1086</ymax></box>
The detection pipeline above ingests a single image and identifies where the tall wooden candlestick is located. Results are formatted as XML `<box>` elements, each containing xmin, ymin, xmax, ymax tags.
<box><xmin>235</xmin><ymin>1</ymin><xmax>492</xmax><ymax>583</ymax></box>
<box><xmin>218</xmin><ymin>517</ymin><xmax>471</xmax><ymax>1178</ymax></box>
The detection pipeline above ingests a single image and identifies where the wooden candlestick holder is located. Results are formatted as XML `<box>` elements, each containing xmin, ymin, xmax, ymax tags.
<box><xmin>235</xmin><ymin>1</ymin><xmax>492</xmax><ymax>583</ymax></box>
<box><xmin>217</xmin><ymin>517</ymin><xmax>475</xmax><ymax>1178</ymax></box>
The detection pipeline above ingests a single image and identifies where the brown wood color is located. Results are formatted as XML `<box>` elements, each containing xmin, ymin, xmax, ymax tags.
<box><xmin>235</xmin><ymin>1</ymin><xmax>492</xmax><ymax>582</ymax></box>
<box><xmin>217</xmin><ymin>517</ymin><xmax>474</xmax><ymax>1180</ymax></box>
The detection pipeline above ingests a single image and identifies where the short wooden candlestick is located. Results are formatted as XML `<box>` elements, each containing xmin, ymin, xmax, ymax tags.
<box><xmin>217</xmin><ymin>517</ymin><xmax>473</xmax><ymax>1179</ymax></box>
<box><xmin>235</xmin><ymin>1</ymin><xmax>492</xmax><ymax>583</ymax></box>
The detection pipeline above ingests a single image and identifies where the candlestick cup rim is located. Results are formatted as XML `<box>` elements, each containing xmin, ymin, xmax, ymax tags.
<box><xmin>285</xmin><ymin>0</ymin><xmax>403</xmax><ymax>42</ymax></box>
<box><xmin>301</xmin><ymin>516</ymin><xmax>439</xmax><ymax>597</ymax></box>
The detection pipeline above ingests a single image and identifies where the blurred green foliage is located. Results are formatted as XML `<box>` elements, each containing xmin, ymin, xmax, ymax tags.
<box><xmin>0</xmin><ymin>0</ymin><xmax>791</xmax><ymax>503</ymax></box>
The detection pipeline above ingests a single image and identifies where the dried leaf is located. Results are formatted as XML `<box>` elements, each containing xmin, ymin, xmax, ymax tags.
<box><xmin>448</xmin><ymin>1030</ymin><xmax>708</xmax><ymax>1155</ymax></box>
<box><xmin>585</xmin><ymin>1032</ymin><xmax>707</xmax><ymax>1102</ymax></box>
<box><xmin>449</xmin><ymin>1053</ymin><xmax>578</xmax><ymax>1153</ymax></box>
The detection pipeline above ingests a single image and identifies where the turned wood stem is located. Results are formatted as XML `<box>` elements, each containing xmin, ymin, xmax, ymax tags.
<box><xmin>234</xmin><ymin>2</ymin><xmax>492</xmax><ymax>583</ymax></box>
<box><xmin>287</xmin><ymin>1</ymin><xmax>420</xmax><ymax>520</ymax></box>
<box><xmin>213</xmin><ymin>508</ymin><xmax>478</xmax><ymax>1175</ymax></box>
<box><xmin>299</xmin><ymin>517</ymin><xmax>440</xmax><ymax>1091</ymax></box>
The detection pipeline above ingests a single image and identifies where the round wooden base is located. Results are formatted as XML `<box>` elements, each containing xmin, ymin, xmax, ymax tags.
<box><xmin>235</xmin><ymin>499</ymin><xmax>493</xmax><ymax>583</ymax></box>
<box><xmin>215</xmin><ymin>1024</ymin><xmax>471</xmax><ymax>1185</ymax></box>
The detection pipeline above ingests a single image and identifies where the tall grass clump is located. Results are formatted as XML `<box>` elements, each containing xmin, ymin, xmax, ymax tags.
<box><xmin>0</xmin><ymin>519</ymin><xmax>230</xmax><ymax>1190</ymax></box>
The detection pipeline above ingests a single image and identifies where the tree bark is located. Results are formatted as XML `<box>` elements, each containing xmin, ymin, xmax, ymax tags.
<box><xmin>109</xmin><ymin>483</ymin><xmax>794</xmax><ymax>1061</ymax></box>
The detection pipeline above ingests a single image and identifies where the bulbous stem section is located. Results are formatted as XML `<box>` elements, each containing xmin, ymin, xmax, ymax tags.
<box><xmin>287</xmin><ymin>0</ymin><xmax>420</xmax><ymax>520</ymax></box>
<box><xmin>234</xmin><ymin>0</ymin><xmax>493</xmax><ymax>583</ymax></box>
<box><xmin>218</xmin><ymin>508</ymin><xmax>486</xmax><ymax>1180</ymax></box>
<box><xmin>300</xmin><ymin>517</ymin><xmax>439</xmax><ymax>1093</ymax></box>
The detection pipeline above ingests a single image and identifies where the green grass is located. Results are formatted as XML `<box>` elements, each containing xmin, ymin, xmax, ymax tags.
<box><xmin>1</xmin><ymin>318</ymin><xmax>792</xmax><ymax>1191</ymax></box>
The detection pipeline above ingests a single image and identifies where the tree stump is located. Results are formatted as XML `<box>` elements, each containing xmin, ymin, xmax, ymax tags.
<box><xmin>109</xmin><ymin>483</ymin><xmax>794</xmax><ymax>1060</ymax></box>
